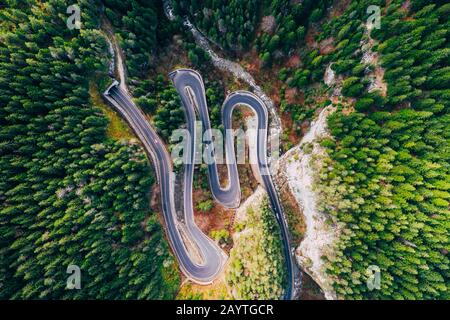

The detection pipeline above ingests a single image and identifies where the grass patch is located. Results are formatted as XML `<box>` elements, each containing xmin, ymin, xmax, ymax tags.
<box><xmin>177</xmin><ymin>281</ymin><xmax>232</xmax><ymax>300</ymax></box>
<box><xmin>89</xmin><ymin>81</ymin><xmax>134</xmax><ymax>141</ymax></box>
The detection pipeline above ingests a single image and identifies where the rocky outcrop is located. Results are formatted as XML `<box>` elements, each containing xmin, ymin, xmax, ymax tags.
<box><xmin>276</xmin><ymin>107</ymin><xmax>341</xmax><ymax>300</ymax></box>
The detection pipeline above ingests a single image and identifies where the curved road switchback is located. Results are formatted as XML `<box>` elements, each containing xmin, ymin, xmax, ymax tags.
<box><xmin>104</xmin><ymin>82</ymin><xmax>226</xmax><ymax>284</ymax></box>
<box><xmin>104</xmin><ymin>69</ymin><xmax>296</xmax><ymax>299</ymax></box>
<box><xmin>170</xmin><ymin>70</ymin><xmax>295</xmax><ymax>299</ymax></box>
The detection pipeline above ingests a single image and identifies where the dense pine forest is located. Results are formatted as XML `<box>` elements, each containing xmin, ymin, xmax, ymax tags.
<box><xmin>314</xmin><ymin>0</ymin><xmax>449</xmax><ymax>299</ymax></box>
<box><xmin>226</xmin><ymin>197</ymin><xmax>287</xmax><ymax>299</ymax></box>
<box><xmin>176</xmin><ymin>0</ymin><xmax>449</xmax><ymax>300</ymax></box>
<box><xmin>0</xmin><ymin>0</ymin><xmax>179</xmax><ymax>299</ymax></box>
<box><xmin>0</xmin><ymin>0</ymin><xmax>448</xmax><ymax>301</ymax></box>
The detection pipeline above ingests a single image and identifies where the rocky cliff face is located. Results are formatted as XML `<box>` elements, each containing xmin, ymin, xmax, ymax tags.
<box><xmin>276</xmin><ymin>107</ymin><xmax>342</xmax><ymax>300</ymax></box>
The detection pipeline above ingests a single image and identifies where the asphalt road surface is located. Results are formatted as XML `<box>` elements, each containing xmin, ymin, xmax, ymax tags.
<box><xmin>104</xmin><ymin>69</ymin><xmax>295</xmax><ymax>298</ymax></box>
<box><xmin>170</xmin><ymin>69</ymin><xmax>295</xmax><ymax>299</ymax></box>
<box><xmin>104</xmin><ymin>82</ymin><xmax>226</xmax><ymax>284</ymax></box>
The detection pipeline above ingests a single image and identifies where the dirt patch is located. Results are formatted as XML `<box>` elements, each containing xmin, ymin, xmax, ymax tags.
<box><xmin>194</xmin><ymin>201</ymin><xmax>235</xmax><ymax>253</ymax></box>
<box><xmin>286</xmin><ymin>54</ymin><xmax>301</xmax><ymax>68</ymax></box>
<box><xmin>194</xmin><ymin>202</ymin><xmax>232</xmax><ymax>232</ymax></box>
<box><xmin>150</xmin><ymin>183</ymin><xmax>161</xmax><ymax>212</ymax></box>
<box><xmin>241</xmin><ymin>50</ymin><xmax>262</xmax><ymax>75</ymax></box>
<box><xmin>300</xmin><ymin>271</ymin><xmax>326</xmax><ymax>300</ymax></box>
<box><xmin>177</xmin><ymin>269</ymin><xmax>232</xmax><ymax>300</ymax></box>
<box><xmin>238</xmin><ymin>105</ymin><xmax>257</xmax><ymax>119</ymax></box>
<box><xmin>372</xmin><ymin>64</ymin><xmax>387</xmax><ymax>97</ymax></box>
<box><xmin>319</xmin><ymin>37</ymin><xmax>335</xmax><ymax>55</ymax></box>
<box><xmin>191</xmin><ymin>169</ymin><xmax>235</xmax><ymax>248</ymax></box>
<box><xmin>328</xmin><ymin>0</ymin><xmax>351</xmax><ymax>19</ymax></box>
<box><xmin>285</xmin><ymin>87</ymin><xmax>303</xmax><ymax>105</ymax></box>
<box><xmin>260</xmin><ymin>15</ymin><xmax>276</xmax><ymax>35</ymax></box>
<box><xmin>341</xmin><ymin>103</ymin><xmax>355</xmax><ymax>115</ymax></box>
<box><xmin>305</xmin><ymin>26</ymin><xmax>319</xmax><ymax>48</ymax></box>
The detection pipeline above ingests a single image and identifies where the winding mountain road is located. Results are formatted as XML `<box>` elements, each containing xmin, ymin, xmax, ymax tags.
<box><xmin>171</xmin><ymin>70</ymin><xmax>295</xmax><ymax>299</ymax></box>
<box><xmin>104</xmin><ymin>81</ymin><xmax>226</xmax><ymax>284</ymax></box>
<box><xmin>104</xmin><ymin>69</ymin><xmax>296</xmax><ymax>298</ymax></box>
